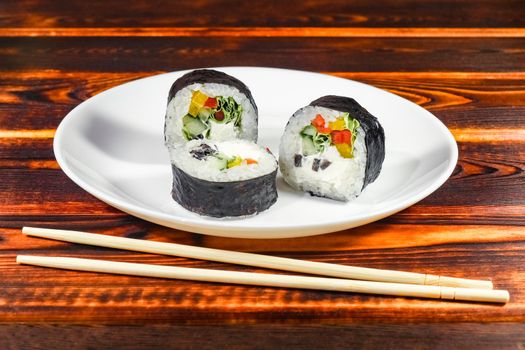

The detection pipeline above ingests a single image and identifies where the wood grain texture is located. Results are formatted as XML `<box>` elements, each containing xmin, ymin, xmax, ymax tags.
<box><xmin>1</xmin><ymin>324</ymin><xmax>524</xmax><ymax>350</ymax></box>
<box><xmin>1</xmin><ymin>0</ymin><xmax>524</xmax><ymax>346</ymax></box>
<box><xmin>0</xmin><ymin>141</ymin><xmax>523</xmax><ymax>224</ymax></box>
<box><xmin>1</xmin><ymin>224</ymin><xmax>524</xmax><ymax>324</ymax></box>
<box><xmin>0</xmin><ymin>71</ymin><xmax>524</xmax><ymax>223</ymax></box>
<box><xmin>1</xmin><ymin>0</ymin><xmax>524</xmax><ymax>28</ymax></box>
<box><xmin>2</xmin><ymin>27</ymin><xmax>525</xmax><ymax>38</ymax></box>
<box><xmin>2</xmin><ymin>37</ymin><xmax>525</xmax><ymax>72</ymax></box>
<box><xmin>1</xmin><ymin>71</ymin><xmax>525</xmax><ymax>130</ymax></box>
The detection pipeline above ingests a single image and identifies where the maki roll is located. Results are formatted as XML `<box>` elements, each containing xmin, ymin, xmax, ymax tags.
<box><xmin>279</xmin><ymin>95</ymin><xmax>385</xmax><ymax>201</ymax></box>
<box><xmin>169</xmin><ymin>140</ymin><xmax>278</xmax><ymax>217</ymax></box>
<box><xmin>165</xmin><ymin>69</ymin><xmax>258</xmax><ymax>146</ymax></box>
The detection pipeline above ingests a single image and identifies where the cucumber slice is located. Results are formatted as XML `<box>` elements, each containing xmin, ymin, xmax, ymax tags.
<box><xmin>300</xmin><ymin>125</ymin><xmax>317</xmax><ymax>137</ymax></box>
<box><xmin>209</xmin><ymin>155</ymin><xmax>228</xmax><ymax>170</ymax></box>
<box><xmin>198</xmin><ymin>108</ymin><xmax>212</xmax><ymax>122</ymax></box>
<box><xmin>183</xmin><ymin>114</ymin><xmax>208</xmax><ymax>139</ymax></box>
<box><xmin>301</xmin><ymin>136</ymin><xmax>317</xmax><ymax>156</ymax></box>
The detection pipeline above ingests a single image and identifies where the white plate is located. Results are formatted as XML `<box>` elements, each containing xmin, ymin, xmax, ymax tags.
<box><xmin>54</xmin><ymin>67</ymin><xmax>457</xmax><ymax>239</ymax></box>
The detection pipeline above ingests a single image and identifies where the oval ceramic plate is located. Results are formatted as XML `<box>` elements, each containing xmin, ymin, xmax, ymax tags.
<box><xmin>54</xmin><ymin>67</ymin><xmax>457</xmax><ymax>239</ymax></box>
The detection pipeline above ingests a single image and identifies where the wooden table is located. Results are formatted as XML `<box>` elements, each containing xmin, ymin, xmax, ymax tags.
<box><xmin>1</xmin><ymin>1</ymin><xmax>524</xmax><ymax>348</ymax></box>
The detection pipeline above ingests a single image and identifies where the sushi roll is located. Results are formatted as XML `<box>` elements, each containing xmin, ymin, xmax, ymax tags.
<box><xmin>169</xmin><ymin>139</ymin><xmax>278</xmax><ymax>217</ymax></box>
<box><xmin>165</xmin><ymin>69</ymin><xmax>258</xmax><ymax>146</ymax></box>
<box><xmin>279</xmin><ymin>95</ymin><xmax>385</xmax><ymax>201</ymax></box>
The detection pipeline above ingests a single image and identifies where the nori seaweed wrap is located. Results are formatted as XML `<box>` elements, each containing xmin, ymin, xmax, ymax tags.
<box><xmin>309</xmin><ymin>95</ymin><xmax>385</xmax><ymax>188</ymax></box>
<box><xmin>169</xmin><ymin>140</ymin><xmax>278</xmax><ymax>217</ymax></box>
<box><xmin>164</xmin><ymin>69</ymin><xmax>258</xmax><ymax>147</ymax></box>
<box><xmin>279</xmin><ymin>95</ymin><xmax>385</xmax><ymax>201</ymax></box>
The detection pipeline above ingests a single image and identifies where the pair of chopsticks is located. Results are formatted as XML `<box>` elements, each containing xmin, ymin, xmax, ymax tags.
<box><xmin>17</xmin><ymin>227</ymin><xmax>509</xmax><ymax>303</ymax></box>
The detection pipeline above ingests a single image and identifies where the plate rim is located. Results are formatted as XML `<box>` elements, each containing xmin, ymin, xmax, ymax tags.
<box><xmin>53</xmin><ymin>66</ymin><xmax>458</xmax><ymax>238</ymax></box>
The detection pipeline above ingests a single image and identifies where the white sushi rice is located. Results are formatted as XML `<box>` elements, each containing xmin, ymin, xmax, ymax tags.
<box><xmin>165</xmin><ymin>82</ymin><xmax>257</xmax><ymax>146</ymax></box>
<box><xmin>169</xmin><ymin>139</ymin><xmax>277</xmax><ymax>182</ymax></box>
<box><xmin>279</xmin><ymin>106</ymin><xmax>367</xmax><ymax>201</ymax></box>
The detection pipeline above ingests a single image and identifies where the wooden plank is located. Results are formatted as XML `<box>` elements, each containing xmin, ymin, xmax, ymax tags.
<box><xmin>1</xmin><ymin>27</ymin><xmax>525</xmax><ymax>38</ymax></box>
<box><xmin>0</xmin><ymin>0</ymin><xmax>522</xmax><ymax>346</ymax></box>
<box><xmin>450</xmin><ymin>129</ymin><xmax>525</xmax><ymax>143</ymax></box>
<box><xmin>0</xmin><ymin>159</ymin><xmax>59</xmax><ymax>169</ymax></box>
<box><xmin>1</xmin><ymin>141</ymin><xmax>523</xmax><ymax>221</ymax></box>
<box><xmin>0</xmin><ymin>261</ymin><xmax>523</xmax><ymax>324</ymax></box>
<box><xmin>0</xmin><ymin>138</ymin><xmax>54</xmax><ymax>159</ymax></box>
<box><xmin>0</xmin><ymin>71</ymin><xmax>523</xmax><ymax>222</ymax></box>
<box><xmin>2</xmin><ymin>323</ymin><xmax>525</xmax><ymax>349</ymax></box>
<box><xmin>389</xmin><ymin>205</ymin><xmax>525</xmax><ymax>225</ymax></box>
<box><xmin>3</xmin><ymin>223</ymin><xmax>525</xmax><ymax>254</ymax></box>
<box><xmin>1</xmin><ymin>0</ymin><xmax>524</xmax><ymax>28</ymax></box>
<box><xmin>0</xmin><ymin>169</ymin><xmax>122</xmax><ymax>215</ymax></box>
<box><xmin>1</xmin><ymin>71</ymin><xmax>525</xmax><ymax>131</ymax></box>
<box><xmin>0</xmin><ymin>152</ymin><xmax>525</xmax><ymax>224</ymax></box>
<box><xmin>2</xmin><ymin>38</ymin><xmax>525</xmax><ymax>72</ymax></box>
<box><xmin>421</xmin><ymin>142</ymin><xmax>525</xmax><ymax>206</ymax></box>
<box><xmin>0</xmin><ymin>130</ymin><xmax>55</xmax><ymax>138</ymax></box>
<box><xmin>0</xmin><ymin>224</ymin><xmax>523</xmax><ymax>324</ymax></box>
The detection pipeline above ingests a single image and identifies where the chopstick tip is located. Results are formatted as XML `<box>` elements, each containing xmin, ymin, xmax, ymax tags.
<box><xmin>16</xmin><ymin>255</ymin><xmax>41</xmax><ymax>265</ymax></box>
<box><xmin>502</xmin><ymin>290</ymin><xmax>510</xmax><ymax>303</ymax></box>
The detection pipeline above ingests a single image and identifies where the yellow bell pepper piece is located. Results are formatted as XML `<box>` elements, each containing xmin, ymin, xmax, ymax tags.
<box><xmin>227</xmin><ymin>156</ymin><xmax>243</xmax><ymax>168</ymax></box>
<box><xmin>328</xmin><ymin>117</ymin><xmax>346</xmax><ymax>131</ymax></box>
<box><xmin>188</xmin><ymin>90</ymin><xmax>209</xmax><ymax>117</ymax></box>
<box><xmin>335</xmin><ymin>143</ymin><xmax>353</xmax><ymax>158</ymax></box>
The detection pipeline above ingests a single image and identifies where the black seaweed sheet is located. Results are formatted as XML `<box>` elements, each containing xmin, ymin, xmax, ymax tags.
<box><xmin>167</xmin><ymin>69</ymin><xmax>258</xmax><ymax>116</ymax></box>
<box><xmin>309</xmin><ymin>95</ymin><xmax>385</xmax><ymax>189</ymax></box>
<box><xmin>171</xmin><ymin>165</ymin><xmax>278</xmax><ymax>218</ymax></box>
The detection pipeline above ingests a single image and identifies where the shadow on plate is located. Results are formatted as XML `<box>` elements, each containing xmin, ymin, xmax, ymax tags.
<box><xmin>82</xmin><ymin>113</ymin><xmax>167</xmax><ymax>165</ymax></box>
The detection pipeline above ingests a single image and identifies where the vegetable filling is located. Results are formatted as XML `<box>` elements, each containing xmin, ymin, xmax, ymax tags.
<box><xmin>299</xmin><ymin>113</ymin><xmax>359</xmax><ymax>159</ymax></box>
<box><xmin>190</xmin><ymin>143</ymin><xmax>258</xmax><ymax>170</ymax></box>
<box><xmin>183</xmin><ymin>90</ymin><xmax>243</xmax><ymax>140</ymax></box>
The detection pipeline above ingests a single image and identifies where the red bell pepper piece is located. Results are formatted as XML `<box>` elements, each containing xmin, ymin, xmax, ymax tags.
<box><xmin>331</xmin><ymin>130</ymin><xmax>352</xmax><ymax>144</ymax></box>
<box><xmin>311</xmin><ymin>114</ymin><xmax>331</xmax><ymax>134</ymax></box>
<box><xmin>341</xmin><ymin>129</ymin><xmax>352</xmax><ymax>144</ymax></box>
<box><xmin>204</xmin><ymin>97</ymin><xmax>218</xmax><ymax>108</ymax></box>
<box><xmin>331</xmin><ymin>130</ymin><xmax>343</xmax><ymax>144</ymax></box>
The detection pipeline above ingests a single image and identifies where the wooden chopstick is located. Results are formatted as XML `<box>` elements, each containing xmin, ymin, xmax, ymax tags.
<box><xmin>22</xmin><ymin>227</ymin><xmax>493</xmax><ymax>289</ymax></box>
<box><xmin>16</xmin><ymin>255</ymin><xmax>509</xmax><ymax>303</ymax></box>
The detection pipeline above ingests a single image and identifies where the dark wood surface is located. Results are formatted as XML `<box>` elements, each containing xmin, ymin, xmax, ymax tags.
<box><xmin>1</xmin><ymin>1</ymin><xmax>524</xmax><ymax>348</ymax></box>
<box><xmin>1</xmin><ymin>0</ymin><xmax>524</xmax><ymax>28</ymax></box>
